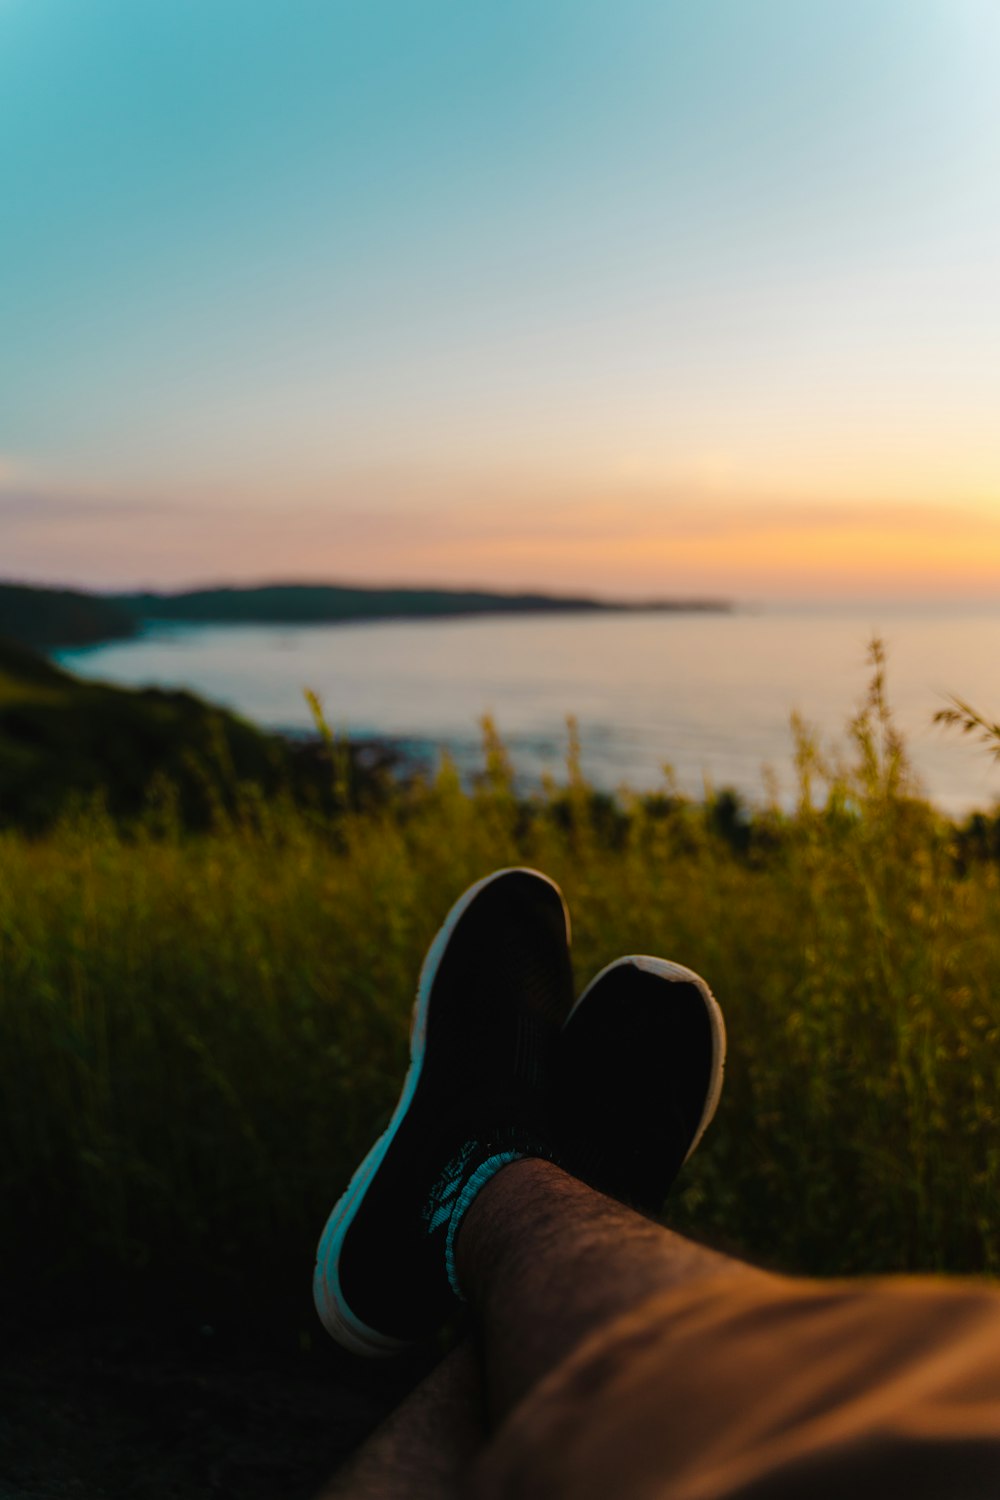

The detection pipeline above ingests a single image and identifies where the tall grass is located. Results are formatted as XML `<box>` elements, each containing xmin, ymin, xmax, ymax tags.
<box><xmin>2</xmin><ymin>645</ymin><xmax>999</xmax><ymax>1336</ymax></box>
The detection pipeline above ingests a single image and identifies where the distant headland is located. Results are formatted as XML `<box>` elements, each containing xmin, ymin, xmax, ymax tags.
<box><xmin>0</xmin><ymin>581</ymin><xmax>732</xmax><ymax>652</ymax></box>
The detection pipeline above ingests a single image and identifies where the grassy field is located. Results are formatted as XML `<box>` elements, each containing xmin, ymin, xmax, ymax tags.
<box><xmin>3</xmin><ymin>645</ymin><xmax>1000</xmax><ymax>1344</ymax></box>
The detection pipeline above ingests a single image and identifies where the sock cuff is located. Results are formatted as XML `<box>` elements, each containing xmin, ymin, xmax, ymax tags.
<box><xmin>444</xmin><ymin>1150</ymin><xmax>524</xmax><ymax>1300</ymax></box>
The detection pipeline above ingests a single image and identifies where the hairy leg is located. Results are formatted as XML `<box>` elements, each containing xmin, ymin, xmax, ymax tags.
<box><xmin>457</xmin><ymin>1158</ymin><xmax>771</xmax><ymax>1422</ymax></box>
<box><xmin>317</xmin><ymin>1341</ymin><xmax>484</xmax><ymax>1500</ymax></box>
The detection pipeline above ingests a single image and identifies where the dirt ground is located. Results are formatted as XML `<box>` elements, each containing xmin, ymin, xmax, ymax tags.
<box><xmin>0</xmin><ymin>1318</ymin><xmax>433</xmax><ymax>1500</ymax></box>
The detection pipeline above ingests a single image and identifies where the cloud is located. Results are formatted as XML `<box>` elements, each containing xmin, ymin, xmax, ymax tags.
<box><xmin>3</xmin><ymin>476</ymin><xmax>999</xmax><ymax>598</ymax></box>
<box><xmin>0</xmin><ymin>487</ymin><xmax>185</xmax><ymax>522</ymax></box>
<box><xmin>1</xmin><ymin>490</ymin><xmax>102</xmax><ymax>521</ymax></box>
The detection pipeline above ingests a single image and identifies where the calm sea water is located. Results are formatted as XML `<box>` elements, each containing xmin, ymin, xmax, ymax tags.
<box><xmin>55</xmin><ymin>603</ymin><xmax>1000</xmax><ymax>815</ymax></box>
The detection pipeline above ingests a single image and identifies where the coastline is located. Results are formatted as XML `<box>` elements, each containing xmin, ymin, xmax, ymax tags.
<box><xmin>1</xmin><ymin>578</ymin><xmax>733</xmax><ymax>654</ymax></box>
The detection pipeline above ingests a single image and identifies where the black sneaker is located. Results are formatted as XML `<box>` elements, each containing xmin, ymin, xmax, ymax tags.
<box><xmin>554</xmin><ymin>957</ymin><xmax>725</xmax><ymax>1217</ymax></box>
<box><xmin>313</xmin><ymin>867</ymin><xmax>574</xmax><ymax>1357</ymax></box>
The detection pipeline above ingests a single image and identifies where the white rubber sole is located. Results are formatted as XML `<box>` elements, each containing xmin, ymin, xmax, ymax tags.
<box><xmin>566</xmin><ymin>955</ymin><xmax>727</xmax><ymax>1166</ymax></box>
<box><xmin>312</xmin><ymin>866</ymin><xmax>571</xmax><ymax>1357</ymax></box>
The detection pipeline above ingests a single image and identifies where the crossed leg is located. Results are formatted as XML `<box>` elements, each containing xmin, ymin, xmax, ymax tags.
<box><xmin>321</xmin><ymin>1161</ymin><xmax>1000</xmax><ymax>1499</ymax></box>
<box><xmin>319</xmin><ymin>1161</ymin><xmax>764</xmax><ymax>1497</ymax></box>
<box><xmin>318</xmin><ymin>1339</ymin><xmax>484</xmax><ymax>1499</ymax></box>
<box><xmin>457</xmin><ymin>1159</ymin><xmax>755</xmax><ymax>1424</ymax></box>
<box><xmin>314</xmin><ymin>874</ymin><xmax>1000</xmax><ymax>1498</ymax></box>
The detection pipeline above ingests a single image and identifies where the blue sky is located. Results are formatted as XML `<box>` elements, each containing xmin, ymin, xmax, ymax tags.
<box><xmin>2</xmin><ymin>0</ymin><xmax>999</xmax><ymax>596</ymax></box>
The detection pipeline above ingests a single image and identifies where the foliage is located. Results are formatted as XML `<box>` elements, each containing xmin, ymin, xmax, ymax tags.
<box><xmin>0</xmin><ymin>583</ymin><xmax>137</xmax><ymax>649</ymax></box>
<box><xmin>0</xmin><ymin>637</ymin><xmax>395</xmax><ymax>832</ymax></box>
<box><xmin>934</xmin><ymin>695</ymin><xmax>1000</xmax><ymax>762</ymax></box>
<box><xmin>1</xmin><ymin>641</ymin><xmax>999</xmax><ymax>1341</ymax></box>
<box><xmin>114</xmin><ymin>583</ymin><xmax>728</xmax><ymax>625</ymax></box>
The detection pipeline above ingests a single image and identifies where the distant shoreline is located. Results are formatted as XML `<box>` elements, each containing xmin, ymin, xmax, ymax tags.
<box><xmin>114</xmin><ymin>583</ymin><xmax>733</xmax><ymax>628</ymax></box>
<box><xmin>126</xmin><ymin>599</ymin><xmax>733</xmax><ymax>635</ymax></box>
<box><xmin>1</xmin><ymin>579</ymin><xmax>733</xmax><ymax>652</ymax></box>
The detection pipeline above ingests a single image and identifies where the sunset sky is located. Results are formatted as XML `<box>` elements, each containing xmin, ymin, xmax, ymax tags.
<box><xmin>3</xmin><ymin>0</ymin><xmax>999</xmax><ymax>599</ymax></box>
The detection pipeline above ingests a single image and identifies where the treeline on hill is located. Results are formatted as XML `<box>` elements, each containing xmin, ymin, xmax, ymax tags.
<box><xmin>116</xmin><ymin>583</ymin><xmax>619</xmax><ymax>623</ymax></box>
<box><xmin>0</xmin><ymin>582</ymin><xmax>138</xmax><ymax>649</ymax></box>
<box><xmin>0</xmin><ymin>579</ymin><xmax>730</xmax><ymax>653</ymax></box>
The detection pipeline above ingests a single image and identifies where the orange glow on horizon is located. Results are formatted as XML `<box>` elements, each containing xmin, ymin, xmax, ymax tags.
<box><xmin>6</xmin><ymin>452</ymin><xmax>1000</xmax><ymax>599</ymax></box>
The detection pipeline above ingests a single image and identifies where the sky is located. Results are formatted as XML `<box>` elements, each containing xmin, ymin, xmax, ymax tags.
<box><xmin>2</xmin><ymin>0</ymin><xmax>999</xmax><ymax>600</ymax></box>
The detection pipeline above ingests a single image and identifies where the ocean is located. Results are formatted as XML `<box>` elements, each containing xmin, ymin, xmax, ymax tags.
<box><xmin>55</xmin><ymin>601</ymin><xmax>1000</xmax><ymax>815</ymax></box>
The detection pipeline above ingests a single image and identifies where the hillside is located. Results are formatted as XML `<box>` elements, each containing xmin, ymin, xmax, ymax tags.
<box><xmin>0</xmin><ymin>580</ymin><xmax>731</xmax><ymax>652</ymax></box>
<box><xmin>0</xmin><ymin>582</ymin><xmax>138</xmax><ymax>649</ymax></box>
<box><xmin>0</xmin><ymin>636</ymin><xmax>389</xmax><ymax>831</ymax></box>
<box><xmin>116</xmin><ymin>583</ymin><xmax>730</xmax><ymax>625</ymax></box>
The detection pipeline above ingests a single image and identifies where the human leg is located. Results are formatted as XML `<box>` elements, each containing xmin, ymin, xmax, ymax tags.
<box><xmin>314</xmin><ymin>900</ymin><xmax>725</xmax><ymax>1362</ymax></box>
<box><xmin>316</xmin><ymin>1341</ymin><xmax>483</xmax><ymax>1500</ymax></box>
<box><xmin>317</xmin><ymin>1170</ymin><xmax>763</xmax><ymax>1500</ymax></box>
<box><xmin>463</xmin><ymin>1206</ymin><xmax>1000</xmax><ymax>1500</ymax></box>
<box><xmin>313</xmin><ymin>869</ymin><xmax>1000</xmax><ymax>1498</ymax></box>
<box><xmin>311</xmin><ymin>873</ymin><xmax>732</xmax><ymax>1492</ymax></box>
<box><xmin>321</xmin><ymin>1157</ymin><xmax>1000</xmax><ymax>1500</ymax></box>
<box><xmin>455</xmin><ymin>1158</ymin><xmax>765</xmax><ymax>1423</ymax></box>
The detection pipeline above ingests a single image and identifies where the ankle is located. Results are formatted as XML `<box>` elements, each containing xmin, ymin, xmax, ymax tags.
<box><xmin>454</xmin><ymin>1157</ymin><xmax>565</xmax><ymax>1297</ymax></box>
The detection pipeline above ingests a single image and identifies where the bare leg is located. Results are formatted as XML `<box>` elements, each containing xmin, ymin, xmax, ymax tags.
<box><xmin>317</xmin><ymin>1341</ymin><xmax>484</xmax><ymax>1500</ymax></box>
<box><xmin>456</xmin><ymin>1158</ymin><xmax>772</xmax><ymax>1423</ymax></box>
<box><xmin>319</xmin><ymin>1163</ymin><xmax>759</xmax><ymax>1495</ymax></box>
